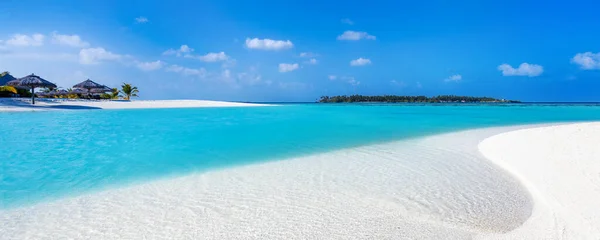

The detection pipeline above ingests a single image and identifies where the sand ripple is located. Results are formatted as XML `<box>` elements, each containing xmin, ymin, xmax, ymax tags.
<box><xmin>1</xmin><ymin>126</ymin><xmax>534</xmax><ymax>239</ymax></box>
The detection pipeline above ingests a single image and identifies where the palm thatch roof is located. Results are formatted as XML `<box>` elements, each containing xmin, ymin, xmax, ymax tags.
<box><xmin>7</xmin><ymin>74</ymin><xmax>57</xmax><ymax>88</ymax></box>
<box><xmin>73</xmin><ymin>79</ymin><xmax>106</xmax><ymax>90</ymax></box>
<box><xmin>89</xmin><ymin>85</ymin><xmax>113</xmax><ymax>93</ymax></box>
<box><xmin>69</xmin><ymin>88</ymin><xmax>88</xmax><ymax>94</ymax></box>
<box><xmin>49</xmin><ymin>89</ymin><xmax>69</xmax><ymax>95</ymax></box>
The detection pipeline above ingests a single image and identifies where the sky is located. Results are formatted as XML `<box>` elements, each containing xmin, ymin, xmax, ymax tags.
<box><xmin>1</xmin><ymin>0</ymin><xmax>600</xmax><ymax>102</ymax></box>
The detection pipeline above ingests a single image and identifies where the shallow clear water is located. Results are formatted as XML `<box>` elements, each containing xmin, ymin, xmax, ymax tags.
<box><xmin>1</xmin><ymin>103</ymin><xmax>600</xmax><ymax>209</ymax></box>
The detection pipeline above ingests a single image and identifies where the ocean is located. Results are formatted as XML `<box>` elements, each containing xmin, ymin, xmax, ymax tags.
<box><xmin>2</xmin><ymin>103</ymin><xmax>600</xmax><ymax>209</ymax></box>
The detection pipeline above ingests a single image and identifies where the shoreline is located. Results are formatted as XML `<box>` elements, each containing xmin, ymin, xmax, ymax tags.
<box><xmin>1</xmin><ymin>123</ymin><xmax>598</xmax><ymax>239</ymax></box>
<box><xmin>0</xmin><ymin>98</ymin><xmax>274</xmax><ymax>111</ymax></box>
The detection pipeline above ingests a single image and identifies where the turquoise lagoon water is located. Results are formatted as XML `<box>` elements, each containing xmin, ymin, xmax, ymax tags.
<box><xmin>2</xmin><ymin>103</ymin><xmax>600</xmax><ymax>209</ymax></box>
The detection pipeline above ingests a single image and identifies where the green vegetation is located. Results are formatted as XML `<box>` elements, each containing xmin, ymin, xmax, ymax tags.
<box><xmin>100</xmin><ymin>88</ymin><xmax>120</xmax><ymax>100</ymax></box>
<box><xmin>119</xmin><ymin>83</ymin><xmax>139</xmax><ymax>100</ymax></box>
<box><xmin>318</xmin><ymin>95</ymin><xmax>519</xmax><ymax>103</ymax></box>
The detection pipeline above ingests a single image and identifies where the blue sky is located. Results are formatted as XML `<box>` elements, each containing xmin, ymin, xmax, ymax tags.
<box><xmin>1</xmin><ymin>0</ymin><xmax>600</xmax><ymax>102</ymax></box>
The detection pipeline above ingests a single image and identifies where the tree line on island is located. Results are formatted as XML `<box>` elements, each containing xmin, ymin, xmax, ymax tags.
<box><xmin>318</xmin><ymin>95</ymin><xmax>520</xmax><ymax>103</ymax></box>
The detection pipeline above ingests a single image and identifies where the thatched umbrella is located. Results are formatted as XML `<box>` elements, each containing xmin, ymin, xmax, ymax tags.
<box><xmin>69</xmin><ymin>88</ymin><xmax>88</xmax><ymax>95</ymax></box>
<box><xmin>89</xmin><ymin>85</ymin><xmax>112</xmax><ymax>93</ymax></box>
<box><xmin>7</xmin><ymin>74</ymin><xmax>57</xmax><ymax>104</ymax></box>
<box><xmin>73</xmin><ymin>79</ymin><xmax>106</xmax><ymax>92</ymax></box>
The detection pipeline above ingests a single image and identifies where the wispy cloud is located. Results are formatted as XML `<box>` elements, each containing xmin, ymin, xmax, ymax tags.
<box><xmin>299</xmin><ymin>52</ymin><xmax>318</xmax><ymax>58</ymax></box>
<box><xmin>341</xmin><ymin>76</ymin><xmax>360</xmax><ymax>86</ymax></box>
<box><xmin>187</xmin><ymin>52</ymin><xmax>229</xmax><ymax>62</ymax></box>
<box><xmin>390</xmin><ymin>80</ymin><xmax>407</xmax><ymax>88</ymax></box>
<box><xmin>278</xmin><ymin>63</ymin><xmax>299</xmax><ymax>72</ymax></box>
<box><xmin>304</xmin><ymin>58</ymin><xmax>317</xmax><ymax>65</ymax></box>
<box><xmin>51</xmin><ymin>32</ymin><xmax>89</xmax><ymax>48</ymax></box>
<box><xmin>165</xmin><ymin>64</ymin><xmax>207</xmax><ymax>77</ymax></box>
<box><xmin>79</xmin><ymin>47</ymin><xmax>122</xmax><ymax>64</ymax></box>
<box><xmin>350</xmin><ymin>57</ymin><xmax>371</xmax><ymax>66</ymax></box>
<box><xmin>136</xmin><ymin>60</ymin><xmax>164</xmax><ymax>71</ymax></box>
<box><xmin>497</xmin><ymin>63</ymin><xmax>543</xmax><ymax>77</ymax></box>
<box><xmin>5</xmin><ymin>33</ymin><xmax>45</xmax><ymax>47</ymax></box>
<box><xmin>416</xmin><ymin>81</ymin><xmax>423</xmax><ymax>89</ymax></box>
<box><xmin>245</xmin><ymin>38</ymin><xmax>293</xmax><ymax>50</ymax></box>
<box><xmin>135</xmin><ymin>17</ymin><xmax>149</xmax><ymax>24</ymax></box>
<box><xmin>444</xmin><ymin>74</ymin><xmax>462</xmax><ymax>82</ymax></box>
<box><xmin>340</xmin><ymin>18</ymin><xmax>354</xmax><ymax>25</ymax></box>
<box><xmin>163</xmin><ymin>45</ymin><xmax>194</xmax><ymax>56</ymax></box>
<box><xmin>328</xmin><ymin>75</ymin><xmax>337</xmax><ymax>80</ymax></box>
<box><xmin>337</xmin><ymin>31</ymin><xmax>376</xmax><ymax>41</ymax></box>
<box><xmin>571</xmin><ymin>52</ymin><xmax>600</xmax><ymax>70</ymax></box>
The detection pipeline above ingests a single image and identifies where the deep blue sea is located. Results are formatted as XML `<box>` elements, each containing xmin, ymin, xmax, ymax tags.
<box><xmin>2</xmin><ymin>103</ymin><xmax>600</xmax><ymax>209</ymax></box>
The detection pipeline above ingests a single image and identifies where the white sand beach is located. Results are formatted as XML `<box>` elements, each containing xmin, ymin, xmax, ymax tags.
<box><xmin>1</xmin><ymin>123</ymin><xmax>599</xmax><ymax>239</ymax></box>
<box><xmin>0</xmin><ymin>98</ymin><xmax>272</xmax><ymax>111</ymax></box>
<box><xmin>478</xmin><ymin>122</ymin><xmax>600</xmax><ymax>239</ymax></box>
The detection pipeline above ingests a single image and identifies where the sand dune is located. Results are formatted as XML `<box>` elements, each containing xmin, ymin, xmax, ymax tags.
<box><xmin>1</xmin><ymin>123</ymin><xmax>598</xmax><ymax>239</ymax></box>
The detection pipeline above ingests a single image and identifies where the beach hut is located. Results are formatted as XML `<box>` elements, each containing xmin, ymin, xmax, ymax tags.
<box><xmin>7</xmin><ymin>74</ymin><xmax>57</xmax><ymax>104</ymax></box>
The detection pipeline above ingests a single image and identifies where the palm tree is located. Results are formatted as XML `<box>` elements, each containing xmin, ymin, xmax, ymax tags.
<box><xmin>110</xmin><ymin>88</ymin><xmax>120</xmax><ymax>100</ymax></box>
<box><xmin>119</xmin><ymin>83</ymin><xmax>139</xmax><ymax>100</ymax></box>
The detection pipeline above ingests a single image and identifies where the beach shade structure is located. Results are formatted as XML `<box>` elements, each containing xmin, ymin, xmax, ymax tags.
<box><xmin>89</xmin><ymin>85</ymin><xmax>112</xmax><ymax>93</ymax></box>
<box><xmin>73</xmin><ymin>79</ymin><xmax>109</xmax><ymax>98</ymax></box>
<box><xmin>7</xmin><ymin>74</ymin><xmax>57</xmax><ymax>104</ymax></box>
<box><xmin>73</xmin><ymin>79</ymin><xmax>106</xmax><ymax>92</ymax></box>
<box><xmin>70</xmin><ymin>88</ymin><xmax>88</xmax><ymax>94</ymax></box>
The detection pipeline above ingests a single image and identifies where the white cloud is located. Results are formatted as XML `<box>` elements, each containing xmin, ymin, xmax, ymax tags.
<box><xmin>328</xmin><ymin>75</ymin><xmax>337</xmax><ymax>80</ymax></box>
<box><xmin>304</xmin><ymin>58</ymin><xmax>318</xmax><ymax>65</ymax></box>
<box><xmin>350</xmin><ymin>57</ymin><xmax>371</xmax><ymax>66</ymax></box>
<box><xmin>190</xmin><ymin>52</ymin><xmax>229</xmax><ymax>62</ymax></box>
<box><xmin>51</xmin><ymin>32</ymin><xmax>89</xmax><ymax>48</ymax></box>
<box><xmin>163</xmin><ymin>45</ymin><xmax>194</xmax><ymax>56</ymax></box>
<box><xmin>245</xmin><ymin>38</ymin><xmax>293</xmax><ymax>50</ymax></box>
<box><xmin>79</xmin><ymin>47</ymin><xmax>122</xmax><ymax>64</ymax></box>
<box><xmin>341</xmin><ymin>18</ymin><xmax>354</xmax><ymax>25</ymax></box>
<box><xmin>299</xmin><ymin>52</ymin><xmax>318</xmax><ymax>58</ymax></box>
<box><xmin>337</xmin><ymin>31</ymin><xmax>376</xmax><ymax>41</ymax></box>
<box><xmin>5</xmin><ymin>33</ymin><xmax>45</xmax><ymax>46</ymax></box>
<box><xmin>444</xmin><ymin>74</ymin><xmax>462</xmax><ymax>82</ymax></box>
<box><xmin>221</xmin><ymin>59</ymin><xmax>237</xmax><ymax>69</ymax></box>
<box><xmin>497</xmin><ymin>63</ymin><xmax>543</xmax><ymax>77</ymax></box>
<box><xmin>278</xmin><ymin>63</ymin><xmax>299</xmax><ymax>73</ymax></box>
<box><xmin>136</xmin><ymin>60</ymin><xmax>164</xmax><ymax>71</ymax></box>
<box><xmin>571</xmin><ymin>52</ymin><xmax>600</xmax><ymax>70</ymax></box>
<box><xmin>165</xmin><ymin>64</ymin><xmax>207</xmax><ymax>77</ymax></box>
<box><xmin>0</xmin><ymin>52</ymin><xmax>78</xmax><ymax>61</ymax></box>
<box><xmin>135</xmin><ymin>17</ymin><xmax>149</xmax><ymax>23</ymax></box>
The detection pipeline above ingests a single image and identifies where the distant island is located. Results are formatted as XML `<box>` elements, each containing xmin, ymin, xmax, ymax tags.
<box><xmin>318</xmin><ymin>95</ymin><xmax>520</xmax><ymax>103</ymax></box>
